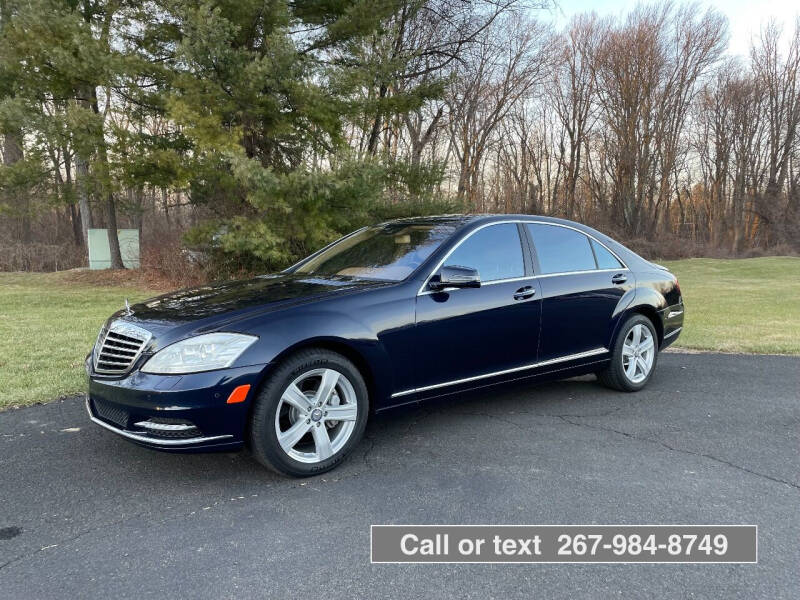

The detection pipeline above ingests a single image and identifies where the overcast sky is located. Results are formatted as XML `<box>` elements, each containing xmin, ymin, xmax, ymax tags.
<box><xmin>547</xmin><ymin>0</ymin><xmax>799</xmax><ymax>57</ymax></box>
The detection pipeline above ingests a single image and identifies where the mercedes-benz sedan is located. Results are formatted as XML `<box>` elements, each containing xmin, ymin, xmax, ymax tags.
<box><xmin>86</xmin><ymin>215</ymin><xmax>684</xmax><ymax>476</ymax></box>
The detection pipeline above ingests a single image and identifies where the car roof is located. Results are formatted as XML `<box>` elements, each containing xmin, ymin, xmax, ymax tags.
<box><xmin>381</xmin><ymin>214</ymin><xmax>652</xmax><ymax>271</ymax></box>
<box><xmin>379</xmin><ymin>214</ymin><xmax>476</xmax><ymax>227</ymax></box>
<box><xmin>382</xmin><ymin>213</ymin><xmax>587</xmax><ymax>230</ymax></box>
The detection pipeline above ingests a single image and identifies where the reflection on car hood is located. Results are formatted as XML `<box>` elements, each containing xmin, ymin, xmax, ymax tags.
<box><xmin>124</xmin><ymin>273</ymin><xmax>388</xmax><ymax>329</ymax></box>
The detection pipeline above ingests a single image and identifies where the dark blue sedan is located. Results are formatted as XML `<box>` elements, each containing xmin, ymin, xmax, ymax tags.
<box><xmin>86</xmin><ymin>215</ymin><xmax>684</xmax><ymax>476</ymax></box>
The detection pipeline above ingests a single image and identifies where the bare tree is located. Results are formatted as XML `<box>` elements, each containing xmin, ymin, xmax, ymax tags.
<box><xmin>751</xmin><ymin>19</ymin><xmax>800</xmax><ymax>245</ymax></box>
<box><xmin>549</xmin><ymin>13</ymin><xmax>600</xmax><ymax>219</ymax></box>
<box><xmin>592</xmin><ymin>3</ymin><xmax>726</xmax><ymax>237</ymax></box>
<box><xmin>360</xmin><ymin>0</ymin><xmax>529</xmax><ymax>157</ymax></box>
<box><xmin>7</xmin><ymin>0</ymin><xmax>800</xmax><ymax>270</ymax></box>
<box><xmin>447</xmin><ymin>14</ymin><xmax>553</xmax><ymax>207</ymax></box>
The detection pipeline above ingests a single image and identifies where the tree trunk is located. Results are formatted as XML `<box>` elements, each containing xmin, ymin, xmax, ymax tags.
<box><xmin>68</xmin><ymin>202</ymin><xmax>82</xmax><ymax>246</ymax></box>
<box><xmin>84</xmin><ymin>78</ymin><xmax>124</xmax><ymax>269</ymax></box>
<box><xmin>3</xmin><ymin>131</ymin><xmax>30</xmax><ymax>242</ymax></box>
<box><xmin>74</xmin><ymin>82</ymin><xmax>94</xmax><ymax>243</ymax></box>
<box><xmin>162</xmin><ymin>188</ymin><xmax>171</xmax><ymax>227</ymax></box>
<box><xmin>105</xmin><ymin>192</ymin><xmax>125</xmax><ymax>269</ymax></box>
<box><xmin>62</xmin><ymin>151</ymin><xmax>83</xmax><ymax>246</ymax></box>
<box><xmin>366</xmin><ymin>84</ymin><xmax>388</xmax><ymax>155</ymax></box>
<box><xmin>129</xmin><ymin>186</ymin><xmax>144</xmax><ymax>232</ymax></box>
<box><xmin>75</xmin><ymin>157</ymin><xmax>93</xmax><ymax>241</ymax></box>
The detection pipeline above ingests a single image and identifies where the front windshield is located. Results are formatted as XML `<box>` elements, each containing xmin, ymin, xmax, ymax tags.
<box><xmin>294</xmin><ymin>223</ymin><xmax>456</xmax><ymax>282</ymax></box>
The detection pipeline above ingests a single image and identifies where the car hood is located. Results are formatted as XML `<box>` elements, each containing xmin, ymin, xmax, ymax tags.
<box><xmin>116</xmin><ymin>273</ymin><xmax>390</xmax><ymax>339</ymax></box>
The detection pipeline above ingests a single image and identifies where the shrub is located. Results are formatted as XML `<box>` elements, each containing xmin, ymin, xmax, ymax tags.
<box><xmin>0</xmin><ymin>242</ymin><xmax>85</xmax><ymax>272</ymax></box>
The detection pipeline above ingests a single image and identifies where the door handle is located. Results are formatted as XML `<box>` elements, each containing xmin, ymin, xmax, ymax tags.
<box><xmin>611</xmin><ymin>273</ymin><xmax>627</xmax><ymax>284</ymax></box>
<box><xmin>513</xmin><ymin>286</ymin><xmax>536</xmax><ymax>300</ymax></box>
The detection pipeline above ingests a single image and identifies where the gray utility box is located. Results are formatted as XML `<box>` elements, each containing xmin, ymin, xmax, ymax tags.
<box><xmin>88</xmin><ymin>229</ymin><xmax>140</xmax><ymax>269</ymax></box>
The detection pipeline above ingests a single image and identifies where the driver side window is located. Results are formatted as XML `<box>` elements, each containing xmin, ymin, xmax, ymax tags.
<box><xmin>444</xmin><ymin>223</ymin><xmax>525</xmax><ymax>282</ymax></box>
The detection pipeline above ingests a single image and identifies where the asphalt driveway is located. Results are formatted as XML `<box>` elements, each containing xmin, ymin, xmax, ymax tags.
<box><xmin>1</xmin><ymin>352</ymin><xmax>798</xmax><ymax>599</ymax></box>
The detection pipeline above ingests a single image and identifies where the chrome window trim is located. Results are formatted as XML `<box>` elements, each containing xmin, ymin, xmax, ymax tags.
<box><xmin>418</xmin><ymin>268</ymin><xmax>631</xmax><ymax>296</ymax></box>
<box><xmin>419</xmin><ymin>274</ymin><xmax>539</xmax><ymax>295</ymax></box>
<box><xmin>86</xmin><ymin>399</ymin><xmax>233</xmax><ymax>446</ymax></box>
<box><xmin>418</xmin><ymin>219</ymin><xmax>628</xmax><ymax>295</ymax></box>
<box><xmin>524</xmin><ymin>221</ymin><xmax>628</xmax><ymax>274</ymax></box>
<box><xmin>391</xmin><ymin>347</ymin><xmax>608</xmax><ymax>398</ymax></box>
<box><xmin>535</xmin><ymin>267</ymin><xmax>629</xmax><ymax>279</ymax></box>
<box><xmin>417</xmin><ymin>220</ymin><xmax>524</xmax><ymax>295</ymax></box>
<box><xmin>481</xmin><ymin>275</ymin><xmax>536</xmax><ymax>286</ymax></box>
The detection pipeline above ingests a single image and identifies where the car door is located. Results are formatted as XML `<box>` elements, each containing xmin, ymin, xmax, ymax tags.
<box><xmin>412</xmin><ymin>223</ymin><xmax>542</xmax><ymax>397</ymax></box>
<box><xmin>524</xmin><ymin>223</ymin><xmax>633</xmax><ymax>362</ymax></box>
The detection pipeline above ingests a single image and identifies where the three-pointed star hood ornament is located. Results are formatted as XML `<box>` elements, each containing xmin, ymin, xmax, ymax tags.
<box><xmin>124</xmin><ymin>298</ymin><xmax>132</xmax><ymax>316</ymax></box>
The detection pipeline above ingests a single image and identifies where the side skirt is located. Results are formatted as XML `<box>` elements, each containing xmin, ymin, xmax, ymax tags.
<box><xmin>375</xmin><ymin>357</ymin><xmax>611</xmax><ymax>413</ymax></box>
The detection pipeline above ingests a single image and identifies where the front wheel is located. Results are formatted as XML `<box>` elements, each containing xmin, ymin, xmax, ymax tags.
<box><xmin>598</xmin><ymin>314</ymin><xmax>658</xmax><ymax>392</ymax></box>
<box><xmin>249</xmin><ymin>349</ymin><xmax>368</xmax><ymax>477</ymax></box>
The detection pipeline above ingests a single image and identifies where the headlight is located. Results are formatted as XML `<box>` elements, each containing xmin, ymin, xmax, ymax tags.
<box><xmin>141</xmin><ymin>333</ymin><xmax>258</xmax><ymax>374</ymax></box>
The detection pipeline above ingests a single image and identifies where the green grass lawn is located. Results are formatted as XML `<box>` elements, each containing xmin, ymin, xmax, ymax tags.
<box><xmin>662</xmin><ymin>257</ymin><xmax>800</xmax><ymax>355</ymax></box>
<box><xmin>1</xmin><ymin>257</ymin><xmax>798</xmax><ymax>409</ymax></box>
<box><xmin>0</xmin><ymin>272</ymin><xmax>151</xmax><ymax>409</ymax></box>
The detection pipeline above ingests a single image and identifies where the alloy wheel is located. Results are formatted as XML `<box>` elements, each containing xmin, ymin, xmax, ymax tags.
<box><xmin>274</xmin><ymin>368</ymin><xmax>358</xmax><ymax>464</ymax></box>
<box><xmin>621</xmin><ymin>323</ymin><xmax>655</xmax><ymax>384</ymax></box>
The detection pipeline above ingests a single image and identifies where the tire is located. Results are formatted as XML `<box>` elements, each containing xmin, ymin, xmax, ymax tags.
<box><xmin>598</xmin><ymin>314</ymin><xmax>659</xmax><ymax>392</ymax></box>
<box><xmin>249</xmin><ymin>349</ymin><xmax>369</xmax><ymax>477</ymax></box>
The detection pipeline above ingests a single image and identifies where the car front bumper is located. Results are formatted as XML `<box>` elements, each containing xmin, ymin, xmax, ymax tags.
<box><xmin>86</xmin><ymin>357</ymin><xmax>270</xmax><ymax>452</ymax></box>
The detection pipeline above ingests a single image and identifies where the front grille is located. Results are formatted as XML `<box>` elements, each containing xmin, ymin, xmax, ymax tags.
<box><xmin>92</xmin><ymin>398</ymin><xmax>130</xmax><ymax>429</ymax></box>
<box><xmin>94</xmin><ymin>321</ymin><xmax>152</xmax><ymax>375</ymax></box>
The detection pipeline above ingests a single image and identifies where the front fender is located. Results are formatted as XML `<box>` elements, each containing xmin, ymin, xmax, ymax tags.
<box><xmin>234</xmin><ymin>309</ymin><xmax>397</xmax><ymax>406</ymax></box>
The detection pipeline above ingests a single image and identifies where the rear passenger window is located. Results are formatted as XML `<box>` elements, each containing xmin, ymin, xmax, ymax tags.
<box><xmin>526</xmin><ymin>223</ymin><xmax>596</xmax><ymax>274</ymax></box>
<box><xmin>445</xmin><ymin>223</ymin><xmax>525</xmax><ymax>282</ymax></box>
<box><xmin>590</xmin><ymin>238</ymin><xmax>623</xmax><ymax>269</ymax></box>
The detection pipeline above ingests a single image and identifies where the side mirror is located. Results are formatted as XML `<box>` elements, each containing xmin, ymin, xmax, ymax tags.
<box><xmin>429</xmin><ymin>265</ymin><xmax>481</xmax><ymax>291</ymax></box>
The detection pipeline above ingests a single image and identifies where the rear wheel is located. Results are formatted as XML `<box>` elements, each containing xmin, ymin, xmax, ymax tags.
<box><xmin>598</xmin><ymin>314</ymin><xmax>658</xmax><ymax>392</ymax></box>
<box><xmin>250</xmin><ymin>349</ymin><xmax>368</xmax><ymax>477</ymax></box>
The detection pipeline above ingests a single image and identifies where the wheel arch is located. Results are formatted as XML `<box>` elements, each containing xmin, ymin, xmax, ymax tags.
<box><xmin>621</xmin><ymin>304</ymin><xmax>663</xmax><ymax>347</ymax></box>
<box><xmin>266</xmin><ymin>337</ymin><xmax>380</xmax><ymax>413</ymax></box>
<box><xmin>242</xmin><ymin>336</ymin><xmax>380</xmax><ymax>448</ymax></box>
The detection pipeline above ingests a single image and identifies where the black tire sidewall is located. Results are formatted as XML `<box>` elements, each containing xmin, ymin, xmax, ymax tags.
<box><xmin>250</xmin><ymin>350</ymin><xmax>368</xmax><ymax>477</ymax></box>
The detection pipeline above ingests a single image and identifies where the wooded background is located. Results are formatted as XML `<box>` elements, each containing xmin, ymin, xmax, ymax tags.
<box><xmin>1</xmin><ymin>0</ymin><xmax>798</xmax><ymax>279</ymax></box>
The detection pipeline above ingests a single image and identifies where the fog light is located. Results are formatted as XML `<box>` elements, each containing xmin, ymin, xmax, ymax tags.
<box><xmin>134</xmin><ymin>420</ymin><xmax>196</xmax><ymax>432</ymax></box>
